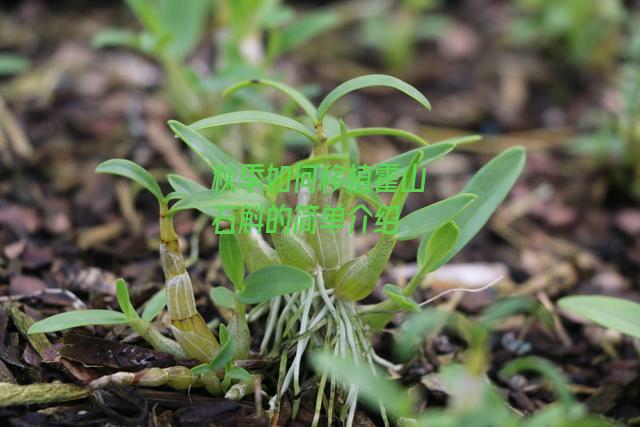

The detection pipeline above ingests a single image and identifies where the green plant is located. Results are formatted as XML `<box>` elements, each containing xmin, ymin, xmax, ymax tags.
<box><xmin>28</xmin><ymin>159</ymin><xmax>312</xmax><ymax>399</ymax></box>
<box><xmin>314</xmin><ymin>303</ymin><xmax>615</xmax><ymax>426</ymax></box>
<box><xmin>558</xmin><ymin>295</ymin><xmax>640</xmax><ymax>340</ymax></box>
<box><xmin>29</xmin><ymin>75</ymin><xmax>524</xmax><ymax>424</ymax></box>
<box><xmin>509</xmin><ymin>0</ymin><xmax>625</xmax><ymax>68</ymax></box>
<box><xmin>162</xmin><ymin>74</ymin><xmax>525</xmax><ymax>423</ymax></box>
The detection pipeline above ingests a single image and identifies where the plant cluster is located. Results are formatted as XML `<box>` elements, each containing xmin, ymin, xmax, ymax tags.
<box><xmin>29</xmin><ymin>75</ymin><xmax>526</xmax><ymax>425</ymax></box>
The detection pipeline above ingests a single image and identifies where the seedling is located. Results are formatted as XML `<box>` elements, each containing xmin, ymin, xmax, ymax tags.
<box><xmin>163</xmin><ymin>74</ymin><xmax>525</xmax><ymax>423</ymax></box>
<box><xmin>29</xmin><ymin>74</ymin><xmax>525</xmax><ymax>424</ymax></box>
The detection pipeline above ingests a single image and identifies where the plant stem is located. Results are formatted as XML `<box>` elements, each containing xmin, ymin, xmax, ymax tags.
<box><xmin>128</xmin><ymin>317</ymin><xmax>187</xmax><ymax>358</ymax></box>
<box><xmin>159</xmin><ymin>205</ymin><xmax>220</xmax><ymax>363</ymax></box>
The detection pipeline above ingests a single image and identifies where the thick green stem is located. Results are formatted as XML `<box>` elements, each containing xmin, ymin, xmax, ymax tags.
<box><xmin>160</xmin><ymin>205</ymin><xmax>220</xmax><ymax>363</ymax></box>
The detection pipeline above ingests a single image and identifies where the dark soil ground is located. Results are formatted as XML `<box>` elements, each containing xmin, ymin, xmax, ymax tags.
<box><xmin>1</xmin><ymin>1</ymin><xmax>639</xmax><ymax>426</ymax></box>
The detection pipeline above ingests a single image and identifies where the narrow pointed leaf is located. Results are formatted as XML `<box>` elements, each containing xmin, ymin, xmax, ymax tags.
<box><xmin>558</xmin><ymin>295</ymin><xmax>640</xmax><ymax>339</ymax></box>
<box><xmin>316</xmin><ymin>74</ymin><xmax>431</xmax><ymax>121</ymax></box>
<box><xmin>224</xmin><ymin>79</ymin><xmax>317</xmax><ymax>119</ymax></box>
<box><xmin>168</xmin><ymin>190</ymin><xmax>268</xmax><ymax>216</ymax></box>
<box><xmin>28</xmin><ymin>310</ymin><xmax>128</xmax><ymax>334</ymax></box>
<box><xmin>192</xmin><ymin>324</ymin><xmax>235</xmax><ymax>374</ymax></box>
<box><xmin>396</xmin><ymin>194</ymin><xmax>476</xmax><ymax>241</ymax></box>
<box><xmin>237</xmin><ymin>265</ymin><xmax>313</xmax><ymax>304</ymax></box>
<box><xmin>189</xmin><ymin>111</ymin><xmax>316</xmax><ymax>142</ymax></box>
<box><xmin>326</xmin><ymin>127</ymin><xmax>428</xmax><ymax>147</ymax></box>
<box><xmin>96</xmin><ymin>159</ymin><xmax>164</xmax><ymax>202</ymax></box>
<box><xmin>115</xmin><ymin>279</ymin><xmax>136</xmax><ymax>319</ymax></box>
<box><xmin>219</xmin><ymin>234</ymin><xmax>244</xmax><ymax>290</ymax></box>
<box><xmin>371</xmin><ymin>141</ymin><xmax>459</xmax><ymax>188</ymax></box>
<box><xmin>167</xmin><ymin>173</ymin><xmax>207</xmax><ymax>195</ymax></box>
<box><xmin>372</xmin><ymin>135</ymin><xmax>479</xmax><ymax>177</ymax></box>
<box><xmin>141</xmin><ymin>289</ymin><xmax>167</xmax><ymax>322</ymax></box>
<box><xmin>423</xmin><ymin>146</ymin><xmax>526</xmax><ymax>268</ymax></box>
<box><xmin>168</xmin><ymin>120</ymin><xmax>240</xmax><ymax>173</ymax></box>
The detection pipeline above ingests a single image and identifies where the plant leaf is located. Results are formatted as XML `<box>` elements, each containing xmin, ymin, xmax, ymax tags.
<box><xmin>371</xmin><ymin>140</ymin><xmax>459</xmax><ymax>188</ymax></box>
<box><xmin>0</xmin><ymin>53</ymin><xmax>30</xmax><ymax>76</ymax></box>
<box><xmin>396</xmin><ymin>194</ymin><xmax>475</xmax><ymax>241</ymax></box>
<box><xmin>27</xmin><ymin>310</ymin><xmax>128</xmax><ymax>334</ymax></box>
<box><xmin>96</xmin><ymin>159</ymin><xmax>164</xmax><ymax>203</ymax></box>
<box><xmin>372</xmin><ymin>136</ymin><xmax>479</xmax><ymax>178</ymax></box>
<box><xmin>141</xmin><ymin>289</ymin><xmax>167</xmax><ymax>322</ymax></box>
<box><xmin>210</xmin><ymin>287</ymin><xmax>237</xmax><ymax>309</ymax></box>
<box><xmin>558</xmin><ymin>295</ymin><xmax>640</xmax><ymax>339</ymax></box>
<box><xmin>316</xmin><ymin>74</ymin><xmax>431</xmax><ymax>121</ymax></box>
<box><xmin>227</xmin><ymin>366</ymin><xmax>252</xmax><ymax>382</ymax></box>
<box><xmin>219</xmin><ymin>234</ymin><xmax>245</xmax><ymax>290</ymax></box>
<box><xmin>312</xmin><ymin>351</ymin><xmax>415</xmax><ymax>419</ymax></box>
<box><xmin>168</xmin><ymin>190</ymin><xmax>268</xmax><ymax>216</ymax></box>
<box><xmin>115</xmin><ymin>279</ymin><xmax>137</xmax><ymax>319</ymax></box>
<box><xmin>326</xmin><ymin>127</ymin><xmax>428</xmax><ymax>147</ymax></box>
<box><xmin>237</xmin><ymin>265</ymin><xmax>313</xmax><ymax>304</ymax></box>
<box><xmin>422</xmin><ymin>146</ymin><xmax>526</xmax><ymax>268</ymax></box>
<box><xmin>192</xmin><ymin>324</ymin><xmax>235</xmax><ymax>374</ymax></box>
<box><xmin>418</xmin><ymin>221</ymin><xmax>460</xmax><ymax>271</ymax></box>
<box><xmin>383</xmin><ymin>284</ymin><xmax>420</xmax><ymax>312</ymax></box>
<box><xmin>168</xmin><ymin>120</ymin><xmax>241</xmax><ymax>173</ymax></box>
<box><xmin>167</xmin><ymin>173</ymin><xmax>207</xmax><ymax>195</ymax></box>
<box><xmin>223</xmin><ymin>79</ymin><xmax>317</xmax><ymax>119</ymax></box>
<box><xmin>189</xmin><ymin>111</ymin><xmax>316</xmax><ymax>142</ymax></box>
